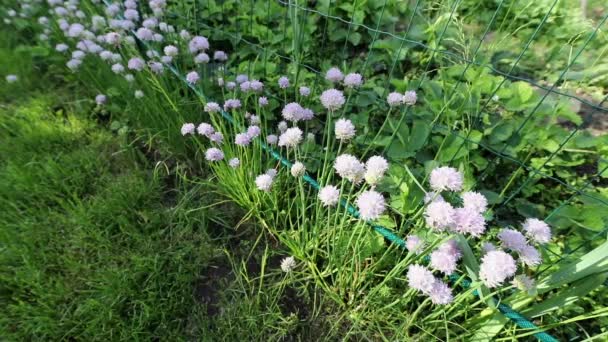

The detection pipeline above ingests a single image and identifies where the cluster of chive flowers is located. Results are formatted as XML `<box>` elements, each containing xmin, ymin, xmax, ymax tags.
<box><xmin>40</xmin><ymin>0</ymin><xmax>231</xmax><ymax>100</ymax></box>
<box><xmin>408</xmin><ymin>166</ymin><xmax>552</xmax><ymax>302</ymax></box>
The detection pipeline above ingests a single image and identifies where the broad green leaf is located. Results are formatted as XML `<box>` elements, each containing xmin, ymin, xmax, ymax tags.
<box><xmin>536</xmin><ymin>241</ymin><xmax>608</xmax><ymax>294</ymax></box>
<box><xmin>408</xmin><ymin>120</ymin><xmax>430</xmax><ymax>152</ymax></box>
<box><xmin>523</xmin><ymin>272</ymin><xmax>608</xmax><ymax>318</ymax></box>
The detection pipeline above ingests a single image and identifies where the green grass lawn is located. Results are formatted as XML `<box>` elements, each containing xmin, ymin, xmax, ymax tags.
<box><xmin>0</xmin><ymin>91</ymin><xmax>221</xmax><ymax>340</ymax></box>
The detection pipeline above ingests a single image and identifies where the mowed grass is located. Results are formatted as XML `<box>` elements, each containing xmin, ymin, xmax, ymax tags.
<box><xmin>0</xmin><ymin>93</ymin><xmax>220</xmax><ymax>340</ymax></box>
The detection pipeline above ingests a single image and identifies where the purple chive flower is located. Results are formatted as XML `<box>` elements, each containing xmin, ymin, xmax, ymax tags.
<box><xmin>111</xmin><ymin>63</ymin><xmax>125</xmax><ymax>74</ymax></box>
<box><xmin>149</xmin><ymin>62</ymin><xmax>164</xmax><ymax>74</ymax></box>
<box><xmin>299</xmin><ymin>86</ymin><xmax>311</xmax><ymax>97</ymax></box>
<box><xmin>278</xmin><ymin>76</ymin><xmax>290</xmax><ymax>89</ymax></box>
<box><xmin>95</xmin><ymin>94</ymin><xmax>106</xmax><ymax>105</ymax></box>
<box><xmin>325</xmin><ymin>67</ymin><xmax>344</xmax><ymax>83</ymax></box>
<box><xmin>235</xmin><ymin>133</ymin><xmax>251</xmax><ymax>146</ymax></box>
<box><xmin>282</xmin><ymin>102</ymin><xmax>303</xmax><ymax>122</ymax></box>
<box><xmin>403</xmin><ymin>90</ymin><xmax>417</xmax><ymax>105</ymax></box>
<box><xmin>127</xmin><ymin>57</ymin><xmax>145</xmax><ymax>71</ymax></box>
<box><xmin>356</xmin><ymin>190</ymin><xmax>386</xmax><ymax>220</ymax></box>
<box><xmin>387</xmin><ymin>92</ymin><xmax>403</xmax><ymax>107</ymax></box>
<box><xmin>192</xmin><ymin>52</ymin><xmax>208</xmax><ymax>64</ymax></box>
<box><xmin>278</xmin><ymin>127</ymin><xmax>303</xmax><ymax>148</ymax></box>
<box><xmin>523</xmin><ymin>218</ymin><xmax>552</xmax><ymax>244</ymax></box>
<box><xmin>430</xmin><ymin>248</ymin><xmax>458</xmax><ymax>275</ymax></box>
<box><xmin>228</xmin><ymin>158</ymin><xmax>240</xmax><ymax>168</ymax></box>
<box><xmin>226</xmin><ymin>81</ymin><xmax>236</xmax><ymax>90</ymax></box>
<box><xmin>453</xmin><ymin>207</ymin><xmax>486</xmax><ymax>237</ymax></box>
<box><xmin>429</xmin><ymin>280</ymin><xmax>453</xmax><ymax>305</ymax></box>
<box><xmin>266</xmin><ymin>135</ymin><xmax>278</xmax><ymax>145</ymax></box>
<box><xmin>186</xmin><ymin>71</ymin><xmax>200</xmax><ymax>84</ymax></box>
<box><xmin>335</xmin><ymin>118</ymin><xmax>356</xmax><ymax>141</ymax></box>
<box><xmin>364</xmin><ymin>155</ymin><xmax>389</xmax><ymax>186</ymax></box>
<box><xmin>250</xmin><ymin>80</ymin><xmax>264</xmax><ymax>92</ymax></box>
<box><xmin>407</xmin><ymin>264</ymin><xmax>436</xmax><ymax>294</ymax></box>
<box><xmin>214</xmin><ymin>50</ymin><xmax>228</xmax><ymax>61</ymax></box>
<box><xmin>259</xmin><ymin>96</ymin><xmax>268</xmax><ymax>106</ymax></box>
<box><xmin>479</xmin><ymin>251</ymin><xmax>517</xmax><ymax>288</ymax></box>
<box><xmin>462</xmin><ymin>191</ymin><xmax>488</xmax><ymax>213</ymax></box>
<box><xmin>205</xmin><ymin>147</ymin><xmax>224</xmax><ymax>161</ymax></box>
<box><xmin>320</xmin><ymin>88</ymin><xmax>345</xmax><ymax>111</ymax></box>
<box><xmin>290</xmin><ymin>162</ymin><xmax>306</xmax><ymax>177</ymax></box>
<box><xmin>301</xmin><ymin>108</ymin><xmax>314</xmax><ymax>121</ymax></box>
<box><xmin>334</xmin><ymin>154</ymin><xmax>365</xmax><ymax>183</ymax></box>
<box><xmin>209</xmin><ymin>132</ymin><xmax>224</xmax><ymax>144</ymax></box>
<box><xmin>429</xmin><ymin>166</ymin><xmax>463</xmax><ymax>192</ymax></box>
<box><xmin>344</xmin><ymin>72</ymin><xmax>363</xmax><ymax>88</ymax></box>
<box><xmin>278</xmin><ymin>121</ymin><xmax>288</xmax><ymax>133</ymax></box>
<box><xmin>406</xmin><ymin>235</ymin><xmax>425</xmax><ymax>254</ymax></box>
<box><xmin>424</xmin><ymin>201</ymin><xmax>455</xmax><ymax>231</ymax></box>
<box><xmin>255</xmin><ymin>174</ymin><xmax>274</xmax><ymax>192</ymax></box>
<box><xmin>519</xmin><ymin>245</ymin><xmax>541</xmax><ymax>267</ymax></box>
<box><xmin>181</xmin><ymin>123</ymin><xmax>195</xmax><ymax>136</ymax></box>
<box><xmin>318</xmin><ymin>185</ymin><xmax>340</xmax><ymax>207</ymax></box>
<box><xmin>235</xmin><ymin>74</ymin><xmax>248</xmax><ymax>84</ymax></box>
<box><xmin>204</xmin><ymin>102</ymin><xmax>221</xmax><ymax>113</ymax></box>
<box><xmin>497</xmin><ymin>228</ymin><xmax>527</xmax><ymax>252</ymax></box>
<box><xmin>247</xmin><ymin>125</ymin><xmax>261</xmax><ymax>139</ymax></box>
<box><xmin>197</xmin><ymin>123</ymin><xmax>215</xmax><ymax>137</ymax></box>
<box><xmin>189</xmin><ymin>36</ymin><xmax>209</xmax><ymax>53</ymax></box>
<box><xmin>223</xmin><ymin>99</ymin><xmax>242</xmax><ymax>111</ymax></box>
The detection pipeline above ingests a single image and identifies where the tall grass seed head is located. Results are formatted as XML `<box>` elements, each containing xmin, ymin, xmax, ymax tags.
<box><xmin>523</xmin><ymin>218</ymin><xmax>551</xmax><ymax>244</ymax></box>
<box><xmin>335</xmin><ymin>118</ymin><xmax>356</xmax><ymax>141</ymax></box>
<box><xmin>320</xmin><ymin>88</ymin><xmax>345</xmax><ymax>111</ymax></box>
<box><xmin>430</xmin><ymin>166</ymin><xmax>463</xmax><ymax>192</ymax></box>
<box><xmin>355</xmin><ymin>190</ymin><xmax>386</xmax><ymax>220</ymax></box>
<box><xmin>479</xmin><ymin>250</ymin><xmax>517</xmax><ymax>288</ymax></box>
